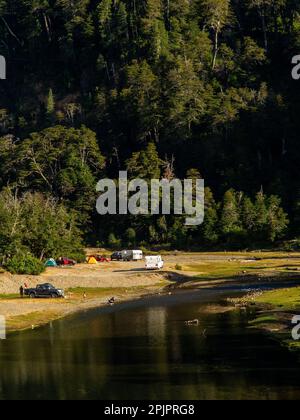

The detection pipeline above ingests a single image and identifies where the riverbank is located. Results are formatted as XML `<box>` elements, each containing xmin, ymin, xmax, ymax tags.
<box><xmin>2</xmin><ymin>251</ymin><xmax>300</xmax><ymax>332</ymax></box>
<box><xmin>4</xmin><ymin>285</ymin><xmax>171</xmax><ymax>332</ymax></box>
<box><xmin>229</xmin><ymin>287</ymin><xmax>300</xmax><ymax>352</ymax></box>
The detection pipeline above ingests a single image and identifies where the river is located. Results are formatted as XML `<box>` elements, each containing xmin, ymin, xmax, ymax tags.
<box><xmin>0</xmin><ymin>286</ymin><xmax>300</xmax><ymax>400</ymax></box>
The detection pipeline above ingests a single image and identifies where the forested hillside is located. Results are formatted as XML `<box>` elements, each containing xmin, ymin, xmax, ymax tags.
<box><xmin>0</xmin><ymin>0</ymin><xmax>300</xmax><ymax>255</ymax></box>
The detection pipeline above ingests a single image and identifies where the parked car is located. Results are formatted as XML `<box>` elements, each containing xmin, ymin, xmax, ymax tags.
<box><xmin>24</xmin><ymin>283</ymin><xmax>64</xmax><ymax>299</ymax></box>
<box><xmin>145</xmin><ymin>256</ymin><xmax>164</xmax><ymax>270</ymax></box>
<box><xmin>111</xmin><ymin>252</ymin><xmax>123</xmax><ymax>261</ymax></box>
<box><xmin>56</xmin><ymin>257</ymin><xmax>76</xmax><ymax>266</ymax></box>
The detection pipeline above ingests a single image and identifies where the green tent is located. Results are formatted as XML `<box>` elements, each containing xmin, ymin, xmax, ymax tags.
<box><xmin>45</xmin><ymin>258</ymin><xmax>58</xmax><ymax>267</ymax></box>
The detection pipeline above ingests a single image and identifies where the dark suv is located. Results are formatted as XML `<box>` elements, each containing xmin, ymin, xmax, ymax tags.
<box><xmin>24</xmin><ymin>283</ymin><xmax>65</xmax><ymax>299</ymax></box>
<box><xmin>111</xmin><ymin>252</ymin><xmax>123</xmax><ymax>261</ymax></box>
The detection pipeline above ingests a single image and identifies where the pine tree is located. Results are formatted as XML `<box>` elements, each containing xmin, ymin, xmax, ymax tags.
<box><xmin>98</xmin><ymin>0</ymin><xmax>113</xmax><ymax>28</ymax></box>
<box><xmin>220</xmin><ymin>189</ymin><xmax>242</xmax><ymax>235</ymax></box>
<box><xmin>167</xmin><ymin>58</ymin><xmax>206</xmax><ymax>136</ymax></box>
<box><xmin>141</xmin><ymin>0</ymin><xmax>169</xmax><ymax>60</ymax></box>
<box><xmin>199</xmin><ymin>0</ymin><xmax>232</xmax><ymax>69</ymax></box>
<box><xmin>246</xmin><ymin>0</ymin><xmax>273</xmax><ymax>51</ymax></box>
<box><xmin>265</xmin><ymin>195</ymin><xmax>288</xmax><ymax>242</ymax></box>
<box><xmin>126</xmin><ymin>142</ymin><xmax>163</xmax><ymax>180</ymax></box>
<box><xmin>241</xmin><ymin>196</ymin><xmax>256</xmax><ymax>231</ymax></box>
<box><xmin>121</xmin><ymin>60</ymin><xmax>160</xmax><ymax>142</ymax></box>
<box><xmin>115</xmin><ymin>1</ymin><xmax>129</xmax><ymax>40</ymax></box>
<box><xmin>46</xmin><ymin>89</ymin><xmax>55</xmax><ymax>116</ymax></box>
<box><xmin>201</xmin><ymin>187</ymin><xmax>219</xmax><ymax>245</ymax></box>
<box><xmin>253</xmin><ymin>191</ymin><xmax>268</xmax><ymax>238</ymax></box>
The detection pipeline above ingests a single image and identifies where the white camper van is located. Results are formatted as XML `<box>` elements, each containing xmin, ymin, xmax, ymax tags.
<box><xmin>132</xmin><ymin>250</ymin><xmax>143</xmax><ymax>261</ymax></box>
<box><xmin>121</xmin><ymin>250</ymin><xmax>143</xmax><ymax>261</ymax></box>
<box><xmin>145</xmin><ymin>256</ymin><xmax>164</xmax><ymax>270</ymax></box>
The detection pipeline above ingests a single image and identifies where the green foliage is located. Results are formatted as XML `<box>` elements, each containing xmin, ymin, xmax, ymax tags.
<box><xmin>167</xmin><ymin>58</ymin><xmax>207</xmax><ymax>134</ymax></box>
<box><xmin>64</xmin><ymin>249</ymin><xmax>86</xmax><ymax>263</ymax></box>
<box><xmin>0</xmin><ymin>126</ymin><xmax>105</xmax><ymax>224</ymax></box>
<box><xmin>0</xmin><ymin>190</ymin><xmax>84</xmax><ymax>264</ymax></box>
<box><xmin>255</xmin><ymin>193</ymin><xmax>289</xmax><ymax>242</ymax></box>
<box><xmin>125</xmin><ymin>228</ymin><xmax>136</xmax><ymax>247</ymax></box>
<box><xmin>0</xmin><ymin>0</ymin><xmax>298</xmax><ymax>250</ymax></box>
<box><xmin>219</xmin><ymin>189</ymin><xmax>288</xmax><ymax>246</ymax></box>
<box><xmin>126</xmin><ymin>142</ymin><xmax>163</xmax><ymax>180</ymax></box>
<box><xmin>220</xmin><ymin>190</ymin><xmax>243</xmax><ymax>235</ymax></box>
<box><xmin>201</xmin><ymin>187</ymin><xmax>219</xmax><ymax>245</ymax></box>
<box><xmin>5</xmin><ymin>254</ymin><xmax>45</xmax><ymax>275</ymax></box>
<box><xmin>108</xmin><ymin>233</ymin><xmax>122</xmax><ymax>249</ymax></box>
<box><xmin>46</xmin><ymin>89</ymin><xmax>55</xmax><ymax>116</ymax></box>
<box><xmin>121</xmin><ymin>61</ymin><xmax>160</xmax><ymax>142</ymax></box>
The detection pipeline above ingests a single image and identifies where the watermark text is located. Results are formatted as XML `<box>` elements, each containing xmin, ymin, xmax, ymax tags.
<box><xmin>96</xmin><ymin>171</ymin><xmax>205</xmax><ymax>226</ymax></box>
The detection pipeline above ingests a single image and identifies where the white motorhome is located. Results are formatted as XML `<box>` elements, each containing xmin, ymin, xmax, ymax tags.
<box><xmin>145</xmin><ymin>256</ymin><xmax>164</xmax><ymax>270</ymax></box>
<box><xmin>132</xmin><ymin>250</ymin><xmax>143</xmax><ymax>261</ymax></box>
<box><xmin>121</xmin><ymin>250</ymin><xmax>143</xmax><ymax>261</ymax></box>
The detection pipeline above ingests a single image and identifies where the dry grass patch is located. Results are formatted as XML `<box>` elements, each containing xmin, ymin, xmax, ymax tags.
<box><xmin>7</xmin><ymin>310</ymin><xmax>63</xmax><ymax>331</ymax></box>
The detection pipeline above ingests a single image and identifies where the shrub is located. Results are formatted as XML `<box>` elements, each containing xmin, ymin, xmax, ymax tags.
<box><xmin>6</xmin><ymin>254</ymin><xmax>45</xmax><ymax>275</ymax></box>
<box><xmin>125</xmin><ymin>228</ymin><xmax>136</xmax><ymax>247</ymax></box>
<box><xmin>0</xmin><ymin>190</ymin><xmax>85</xmax><ymax>263</ymax></box>
<box><xmin>139</xmin><ymin>246</ymin><xmax>148</xmax><ymax>254</ymax></box>
<box><xmin>175</xmin><ymin>264</ymin><xmax>183</xmax><ymax>271</ymax></box>
<box><xmin>63</xmin><ymin>249</ymin><xmax>86</xmax><ymax>263</ymax></box>
<box><xmin>108</xmin><ymin>233</ymin><xmax>122</xmax><ymax>249</ymax></box>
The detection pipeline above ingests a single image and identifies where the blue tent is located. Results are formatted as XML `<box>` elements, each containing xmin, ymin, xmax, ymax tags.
<box><xmin>45</xmin><ymin>258</ymin><xmax>58</xmax><ymax>267</ymax></box>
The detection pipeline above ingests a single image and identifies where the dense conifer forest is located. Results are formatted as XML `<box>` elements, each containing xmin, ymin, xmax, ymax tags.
<box><xmin>0</xmin><ymin>0</ymin><xmax>300</xmax><ymax>259</ymax></box>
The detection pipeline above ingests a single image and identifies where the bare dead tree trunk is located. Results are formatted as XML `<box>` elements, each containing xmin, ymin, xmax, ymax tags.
<box><xmin>43</xmin><ymin>13</ymin><xmax>52</xmax><ymax>42</ymax></box>
<box><xmin>260</xmin><ymin>7</ymin><xmax>268</xmax><ymax>52</ymax></box>
<box><xmin>212</xmin><ymin>26</ymin><xmax>220</xmax><ymax>70</ymax></box>
<box><xmin>1</xmin><ymin>17</ymin><xmax>23</xmax><ymax>46</ymax></box>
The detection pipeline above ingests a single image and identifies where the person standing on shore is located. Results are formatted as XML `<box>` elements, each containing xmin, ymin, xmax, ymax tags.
<box><xmin>19</xmin><ymin>286</ymin><xmax>24</xmax><ymax>298</ymax></box>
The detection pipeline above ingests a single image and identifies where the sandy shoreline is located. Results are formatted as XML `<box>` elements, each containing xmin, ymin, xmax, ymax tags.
<box><xmin>4</xmin><ymin>284</ymin><xmax>170</xmax><ymax>333</ymax></box>
<box><xmin>0</xmin><ymin>253</ymin><xmax>223</xmax><ymax>326</ymax></box>
<box><xmin>0</xmin><ymin>256</ymin><xmax>182</xmax><ymax>331</ymax></box>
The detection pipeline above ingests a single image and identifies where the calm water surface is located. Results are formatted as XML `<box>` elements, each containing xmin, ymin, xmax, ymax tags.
<box><xmin>0</xmin><ymin>287</ymin><xmax>300</xmax><ymax>400</ymax></box>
